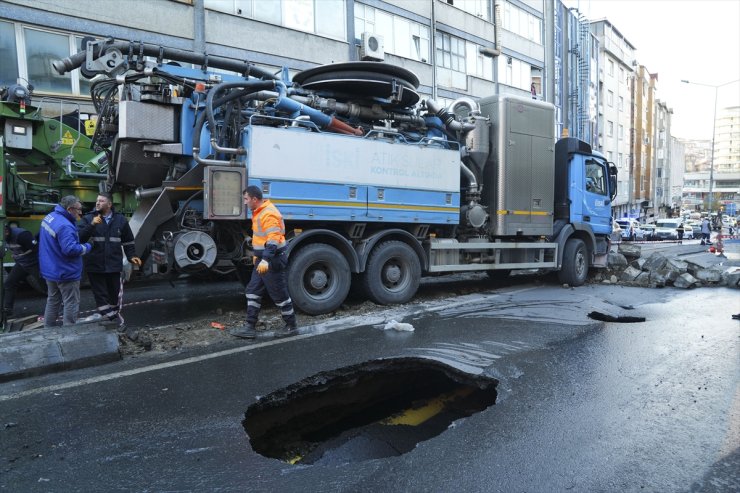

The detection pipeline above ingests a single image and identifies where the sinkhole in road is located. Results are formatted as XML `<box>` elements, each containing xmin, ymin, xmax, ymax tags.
<box><xmin>588</xmin><ymin>311</ymin><xmax>646</xmax><ymax>323</ymax></box>
<box><xmin>242</xmin><ymin>357</ymin><xmax>498</xmax><ymax>465</ymax></box>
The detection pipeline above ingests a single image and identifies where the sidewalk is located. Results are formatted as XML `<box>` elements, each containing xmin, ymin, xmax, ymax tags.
<box><xmin>0</xmin><ymin>323</ymin><xmax>120</xmax><ymax>382</ymax></box>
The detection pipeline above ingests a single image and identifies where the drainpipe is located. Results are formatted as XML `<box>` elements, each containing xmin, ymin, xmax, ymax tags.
<box><xmin>193</xmin><ymin>0</ymin><xmax>206</xmax><ymax>54</ymax></box>
<box><xmin>347</xmin><ymin>0</ymin><xmax>357</xmax><ymax>61</ymax></box>
<box><xmin>430</xmin><ymin>0</ymin><xmax>437</xmax><ymax>100</ymax></box>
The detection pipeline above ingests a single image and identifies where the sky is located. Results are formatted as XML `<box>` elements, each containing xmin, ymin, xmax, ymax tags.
<box><xmin>562</xmin><ymin>0</ymin><xmax>740</xmax><ymax>140</ymax></box>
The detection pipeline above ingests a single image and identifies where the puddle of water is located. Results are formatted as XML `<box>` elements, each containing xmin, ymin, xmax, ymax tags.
<box><xmin>243</xmin><ymin>357</ymin><xmax>497</xmax><ymax>465</ymax></box>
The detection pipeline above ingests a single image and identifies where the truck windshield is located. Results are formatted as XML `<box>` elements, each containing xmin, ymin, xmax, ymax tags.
<box><xmin>585</xmin><ymin>159</ymin><xmax>607</xmax><ymax>195</ymax></box>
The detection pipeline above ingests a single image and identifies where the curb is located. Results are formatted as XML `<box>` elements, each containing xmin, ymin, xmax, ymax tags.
<box><xmin>0</xmin><ymin>324</ymin><xmax>121</xmax><ymax>382</ymax></box>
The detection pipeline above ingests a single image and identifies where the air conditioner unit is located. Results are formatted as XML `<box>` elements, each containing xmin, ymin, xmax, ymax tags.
<box><xmin>360</xmin><ymin>32</ymin><xmax>384</xmax><ymax>61</ymax></box>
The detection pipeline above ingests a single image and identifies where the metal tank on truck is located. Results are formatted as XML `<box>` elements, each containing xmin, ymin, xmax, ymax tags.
<box><xmin>52</xmin><ymin>38</ymin><xmax>617</xmax><ymax>316</ymax></box>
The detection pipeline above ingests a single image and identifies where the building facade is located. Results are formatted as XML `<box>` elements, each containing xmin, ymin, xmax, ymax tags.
<box><xmin>1</xmin><ymin>0</ymin><xmax>689</xmax><ymax>221</ymax></box>
<box><xmin>653</xmin><ymin>99</ymin><xmax>673</xmax><ymax>215</ymax></box>
<box><xmin>589</xmin><ymin>19</ymin><xmax>635</xmax><ymax>219</ymax></box>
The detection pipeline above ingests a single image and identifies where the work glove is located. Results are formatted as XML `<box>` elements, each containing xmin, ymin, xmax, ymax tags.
<box><xmin>130</xmin><ymin>257</ymin><xmax>142</xmax><ymax>267</ymax></box>
<box><xmin>256</xmin><ymin>259</ymin><xmax>269</xmax><ymax>275</ymax></box>
<box><xmin>253</xmin><ymin>256</ymin><xmax>258</xmax><ymax>265</ymax></box>
<box><xmin>92</xmin><ymin>215</ymin><xmax>103</xmax><ymax>225</ymax></box>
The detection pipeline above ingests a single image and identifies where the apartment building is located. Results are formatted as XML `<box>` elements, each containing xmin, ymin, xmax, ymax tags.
<box><xmin>589</xmin><ymin>19</ymin><xmax>635</xmax><ymax>219</ymax></box>
<box><xmin>2</xmin><ymin>0</ymin><xmax>686</xmax><ymax>218</ymax></box>
<box><xmin>653</xmin><ymin>100</ymin><xmax>673</xmax><ymax>214</ymax></box>
<box><xmin>0</xmin><ymin>0</ymin><xmax>550</xmax><ymax>111</ymax></box>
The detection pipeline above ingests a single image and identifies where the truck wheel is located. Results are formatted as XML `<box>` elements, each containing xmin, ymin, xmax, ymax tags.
<box><xmin>558</xmin><ymin>238</ymin><xmax>588</xmax><ymax>286</ymax></box>
<box><xmin>361</xmin><ymin>241</ymin><xmax>421</xmax><ymax>305</ymax></box>
<box><xmin>287</xmin><ymin>244</ymin><xmax>350</xmax><ymax>315</ymax></box>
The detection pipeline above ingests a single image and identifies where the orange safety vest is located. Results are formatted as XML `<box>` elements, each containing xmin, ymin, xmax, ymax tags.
<box><xmin>251</xmin><ymin>199</ymin><xmax>286</xmax><ymax>251</ymax></box>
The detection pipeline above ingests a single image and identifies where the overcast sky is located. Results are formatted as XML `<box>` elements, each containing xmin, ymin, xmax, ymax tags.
<box><xmin>562</xmin><ymin>0</ymin><xmax>740</xmax><ymax>140</ymax></box>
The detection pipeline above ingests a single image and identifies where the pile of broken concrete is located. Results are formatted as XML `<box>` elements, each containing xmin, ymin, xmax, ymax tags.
<box><xmin>597</xmin><ymin>244</ymin><xmax>740</xmax><ymax>289</ymax></box>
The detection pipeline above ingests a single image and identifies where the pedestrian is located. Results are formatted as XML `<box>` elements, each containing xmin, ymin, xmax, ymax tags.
<box><xmin>700</xmin><ymin>217</ymin><xmax>711</xmax><ymax>245</ymax></box>
<box><xmin>78</xmin><ymin>192</ymin><xmax>141</xmax><ymax>324</ymax></box>
<box><xmin>38</xmin><ymin>196</ymin><xmax>91</xmax><ymax>327</ymax></box>
<box><xmin>2</xmin><ymin>223</ymin><xmax>40</xmax><ymax>319</ymax></box>
<box><xmin>229</xmin><ymin>185</ymin><xmax>298</xmax><ymax>339</ymax></box>
<box><xmin>677</xmin><ymin>222</ymin><xmax>684</xmax><ymax>244</ymax></box>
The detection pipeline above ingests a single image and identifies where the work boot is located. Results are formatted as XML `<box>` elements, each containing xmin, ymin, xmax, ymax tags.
<box><xmin>274</xmin><ymin>323</ymin><xmax>298</xmax><ymax>339</ymax></box>
<box><xmin>229</xmin><ymin>324</ymin><xmax>256</xmax><ymax>339</ymax></box>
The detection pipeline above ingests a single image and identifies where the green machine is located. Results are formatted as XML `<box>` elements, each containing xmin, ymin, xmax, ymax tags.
<box><xmin>0</xmin><ymin>83</ymin><xmax>113</xmax><ymax>328</ymax></box>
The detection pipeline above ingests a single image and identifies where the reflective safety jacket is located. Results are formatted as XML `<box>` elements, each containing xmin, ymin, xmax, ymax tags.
<box><xmin>251</xmin><ymin>199</ymin><xmax>286</xmax><ymax>260</ymax></box>
<box><xmin>39</xmin><ymin>204</ymin><xmax>91</xmax><ymax>282</ymax></box>
<box><xmin>78</xmin><ymin>209</ymin><xmax>136</xmax><ymax>273</ymax></box>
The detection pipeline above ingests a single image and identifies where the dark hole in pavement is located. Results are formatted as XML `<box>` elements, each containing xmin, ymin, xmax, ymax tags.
<box><xmin>588</xmin><ymin>311</ymin><xmax>646</xmax><ymax>323</ymax></box>
<box><xmin>243</xmin><ymin>357</ymin><xmax>498</xmax><ymax>465</ymax></box>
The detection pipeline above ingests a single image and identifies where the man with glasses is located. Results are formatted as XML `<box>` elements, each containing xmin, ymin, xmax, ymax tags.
<box><xmin>38</xmin><ymin>196</ymin><xmax>91</xmax><ymax>327</ymax></box>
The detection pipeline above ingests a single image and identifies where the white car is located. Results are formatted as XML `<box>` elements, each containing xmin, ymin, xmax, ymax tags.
<box><xmin>615</xmin><ymin>219</ymin><xmax>643</xmax><ymax>240</ymax></box>
<box><xmin>654</xmin><ymin>219</ymin><xmax>682</xmax><ymax>241</ymax></box>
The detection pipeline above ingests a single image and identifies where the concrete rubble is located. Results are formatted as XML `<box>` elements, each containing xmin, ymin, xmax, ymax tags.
<box><xmin>598</xmin><ymin>244</ymin><xmax>740</xmax><ymax>289</ymax></box>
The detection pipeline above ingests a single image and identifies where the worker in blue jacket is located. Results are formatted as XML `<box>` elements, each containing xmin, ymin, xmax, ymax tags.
<box><xmin>3</xmin><ymin>223</ymin><xmax>40</xmax><ymax>318</ymax></box>
<box><xmin>78</xmin><ymin>192</ymin><xmax>141</xmax><ymax>324</ymax></box>
<box><xmin>39</xmin><ymin>196</ymin><xmax>91</xmax><ymax>327</ymax></box>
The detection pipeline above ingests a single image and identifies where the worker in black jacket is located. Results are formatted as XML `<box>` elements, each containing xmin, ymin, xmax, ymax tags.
<box><xmin>3</xmin><ymin>223</ymin><xmax>40</xmax><ymax>318</ymax></box>
<box><xmin>78</xmin><ymin>192</ymin><xmax>141</xmax><ymax>324</ymax></box>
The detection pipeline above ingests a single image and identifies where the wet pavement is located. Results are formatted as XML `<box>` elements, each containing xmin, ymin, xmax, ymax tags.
<box><xmin>1</xmin><ymin>284</ymin><xmax>737</xmax><ymax>492</ymax></box>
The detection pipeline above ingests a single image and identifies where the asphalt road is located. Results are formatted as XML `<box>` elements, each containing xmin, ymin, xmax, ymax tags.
<box><xmin>1</xmin><ymin>283</ymin><xmax>738</xmax><ymax>492</ymax></box>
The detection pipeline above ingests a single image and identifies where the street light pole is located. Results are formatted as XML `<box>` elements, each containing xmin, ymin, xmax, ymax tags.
<box><xmin>709</xmin><ymin>86</ymin><xmax>717</xmax><ymax>213</ymax></box>
<box><xmin>681</xmin><ymin>79</ymin><xmax>740</xmax><ymax>214</ymax></box>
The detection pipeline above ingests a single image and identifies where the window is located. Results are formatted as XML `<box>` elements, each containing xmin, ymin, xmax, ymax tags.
<box><xmin>607</xmin><ymin>120</ymin><xmax>614</xmax><ymax>137</ymax></box>
<box><xmin>502</xmin><ymin>2</ymin><xmax>542</xmax><ymax>44</ymax></box>
<box><xmin>585</xmin><ymin>160</ymin><xmax>607</xmax><ymax>195</ymax></box>
<box><xmin>618</xmin><ymin>95</ymin><xmax>624</xmax><ymax>111</ymax></box>
<box><xmin>448</xmin><ymin>0</ymin><xmax>493</xmax><ymax>22</ymax></box>
<box><xmin>356</xmin><ymin>4</ymin><xmax>429</xmax><ymax>62</ymax></box>
<box><xmin>619</xmin><ymin>67</ymin><xmax>624</xmax><ymax>80</ymax></box>
<box><xmin>24</xmin><ymin>28</ymin><xmax>72</xmax><ymax>94</ymax></box>
<box><xmin>0</xmin><ymin>21</ymin><xmax>19</xmax><ymax>87</ymax></box>
<box><xmin>608</xmin><ymin>59</ymin><xmax>614</xmax><ymax>77</ymax></box>
<box><xmin>436</xmin><ymin>32</ymin><xmax>467</xmax><ymax>89</ymax></box>
<box><xmin>607</xmin><ymin>90</ymin><xmax>613</xmax><ymax>107</ymax></box>
<box><xmin>618</xmin><ymin>124</ymin><xmax>624</xmax><ymax>140</ymax></box>
<box><xmin>497</xmin><ymin>55</ymin><xmax>531</xmax><ymax>91</ymax></box>
<box><xmin>465</xmin><ymin>41</ymin><xmax>493</xmax><ymax>80</ymax></box>
<box><xmin>206</xmin><ymin>0</ymin><xmax>345</xmax><ymax>39</ymax></box>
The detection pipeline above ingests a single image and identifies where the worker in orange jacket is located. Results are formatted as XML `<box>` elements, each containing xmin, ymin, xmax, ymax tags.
<box><xmin>230</xmin><ymin>185</ymin><xmax>298</xmax><ymax>339</ymax></box>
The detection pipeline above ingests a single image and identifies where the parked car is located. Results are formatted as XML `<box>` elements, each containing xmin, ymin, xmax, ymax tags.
<box><xmin>616</xmin><ymin>219</ymin><xmax>643</xmax><ymax>241</ymax></box>
<box><xmin>640</xmin><ymin>223</ymin><xmax>657</xmax><ymax>241</ymax></box>
<box><xmin>689</xmin><ymin>222</ymin><xmax>702</xmax><ymax>238</ymax></box>
<box><xmin>680</xmin><ymin>223</ymin><xmax>694</xmax><ymax>240</ymax></box>
<box><xmin>654</xmin><ymin>218</ymin><xmax>682</xmax><ymax>241</ymax></box>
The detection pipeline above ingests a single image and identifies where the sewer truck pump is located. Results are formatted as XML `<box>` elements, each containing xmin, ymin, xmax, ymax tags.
<box><xmin>51</xmin><ymin>39</ymin><xmax>618</xmax><ymax>315</ymax></box>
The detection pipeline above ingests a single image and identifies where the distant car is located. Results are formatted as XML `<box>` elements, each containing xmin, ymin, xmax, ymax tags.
<box><xmin>654</xmin><ymin>219</ymin><xmax>682</xmax><ymax>240</ymax></box>
<box><xmin>680</xmin><ymin>224</ymin><xmax>694</xmax><ymax>240</ymax></box>
<box><xmin>640</xmin><ymin>223</ymin><xmax>657</xmax><ymax>241</ymax></box>
<box><xmin>688</xmin><ymin>223</ymin><xmax>701</xmax><ymax>237</ymax></box>
<box><xmin>616</xmin><ymin>219</ymin><xmax>643</xmax><ymax>241</ymax></box>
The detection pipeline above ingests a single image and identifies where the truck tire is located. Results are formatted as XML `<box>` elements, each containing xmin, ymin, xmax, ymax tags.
<box><xmin>558</xmin><ymin>238</ymin><xmax>588</xmax><ymax>286</ymax></box>
<box><xmin>361</xmin><ymin>241</ymin><xmax>421</xmax><ymax>305</ymax></box>
<box><xmin>287</xmin><ymin>243</ymin><xmax>351</xmax><ymax>315</ymax></box>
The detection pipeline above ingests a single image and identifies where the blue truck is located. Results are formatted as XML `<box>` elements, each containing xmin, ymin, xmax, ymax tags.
<box><xmin>52</xmin><ymin>39</ymin><xmax>617</xmax><ymax>315</ymax></box>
